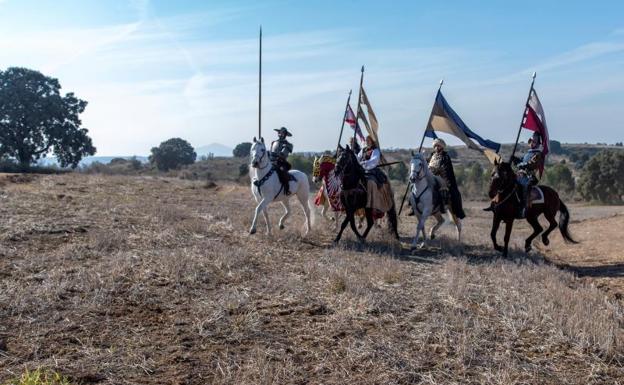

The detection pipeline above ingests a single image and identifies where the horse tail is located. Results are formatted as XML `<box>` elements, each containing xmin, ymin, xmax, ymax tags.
<box><xmin>387</xmin><ymin>203</ymin><xmax>399</xmax><ymax>239</ymax></box>
<box><xmin>558</xmin><ymin>199</ymin><xmax>578</xmax><ymax>244</ymax></box>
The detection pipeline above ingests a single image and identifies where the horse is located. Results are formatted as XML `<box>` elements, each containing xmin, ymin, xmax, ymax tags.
<box><xmin>408</xmin><ymin>153</ymin><xmax>462</xmax><ymax>249</ymax></box>
<box><xmin>312</xmin><ymin>154</ymin><xmax>342</xmax><ymax>222</ymax></box>
<box><xmin>332</xmin><ymin>145</ymin><xmax>399</xmax><ymax>243</ymax></box>
<box><xmin>248</xmin><ymin>137</ymin><xmax>311</xmax><ymax>235</ymax></box>
<box><xmin>487</xmin><ymin>160</ymin><xmax>577</xmax><ymax>257</ymax></box>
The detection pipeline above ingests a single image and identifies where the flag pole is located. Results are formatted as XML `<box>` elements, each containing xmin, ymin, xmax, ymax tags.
<box><xmin>336</xmin><ymin>89</ymin><xmax>353</xmax><ymax>151</ymax></box>
<box><xmin>352</xmin><ymin>66</ymin><xmax>365</xmax><ymax>144</ymax></box>
<box><xmin>258</xmin><ymin>26</ymin><xmax>262</xmax><ymax>139</ymax></box>
<box><xmin>398</xmin><ymin>79</ymin><xmax>444</xmax><ymax>216</ymax></box>
<box><xmin>509</xmin><ymin>72</ymin><xmax>536</xmax><ymax>162</ymax></box>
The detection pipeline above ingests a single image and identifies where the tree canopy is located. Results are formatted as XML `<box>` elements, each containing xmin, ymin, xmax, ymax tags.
<box><xmin>233</xmin><ymin>142</ymin><xmax>252</xmax><ymax>157</ymax></box>
<box><xmin>0</xmin><ymin>67</ymin><xmax>95</xmax><ymax>168</ymax></box>
<box><xmin>577</xmin><ymin>150</ymin><xmax>624</xmax><ymax>204</ymax></box>
<box><xmin>149</xmin><ymin>138</ymin><xmax>197</xmax><ymax>171</ymax></box>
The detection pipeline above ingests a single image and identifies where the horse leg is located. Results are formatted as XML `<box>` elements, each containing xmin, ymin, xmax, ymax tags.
<box><xmin>429</xmin><ymin>213</ymin><xmax>444</xmax><ymax>240</ymax></box>
<box><xmin>541</xmin><ymin>211</ymin><xmax>558</xmax><ymax>246</ymax></box>
<box><xmin>524</xmin><ymin>215</ymin><xmax>543</xmax><ymax>253</ymax></box>
<box><xmin>491</xmin><ymin>215</ymin><xmax>503</xmax><ymax>253</ymax></box>
<box><xmin>250</xmin><ymin>198</ymin><xmax>270</xmax><ymax>235</ymax></box>
<box><xmin>502</xmin><ymin>219</ymin><xmax>514</xmax><ymax>258</ymax></box>
<box><xmin>360</xmin><ymin>208</ymin><xmax>375</xmax><ymax>239</ymax></box>
<box><xmin>452</xmin><ymin>213</ymin><xmax>462</xmax><ymax>243</ymax></box>
<box><xmin>278</xmin><ymin>200</ymin><xmax>290</xmax><ymax>230</ymax></box>
<box><xmin>334</xmin><ymin>210</ymin><xmax>352</xmax><ymax>243</ymax></box>
<box><xmin>296</xmin><ymin>185</ymin><xmax>311</xmax><ymax>235</ymax></box>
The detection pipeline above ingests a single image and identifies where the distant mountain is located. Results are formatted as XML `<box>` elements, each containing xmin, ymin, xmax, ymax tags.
<box><xmin>37</xmin><ymin>156</ymin><xmax>148</xmax><ymax>166</ymax></box>
<box><xmin>195</xmin><ymin>143</ymin><xmax>232</xmax><ymax>157</ymax></box>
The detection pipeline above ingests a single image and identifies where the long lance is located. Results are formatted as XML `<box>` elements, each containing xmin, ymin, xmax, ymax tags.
<box><xmin>258</xmin><ymin>26</ymin><xmax>262</xmax><ymax>139</ymax></box>
<box><xmin>509</xmin><ymin>72</ymin><xmax>537</xmax><ymax>162</ymax></box>
<box><xmin>336</xmin><ymin>89</ymin><xmax>353</xmax><ymax>151</ymax></box>
<box><xmin>352</xmin><ymin>66</ymin><xmax>365</xmax><ymax>144</ymax></box>
<box><xmin>398</xmin><ymin>79</ymin><xmax>444</xmax><ymax>216</ymax></box>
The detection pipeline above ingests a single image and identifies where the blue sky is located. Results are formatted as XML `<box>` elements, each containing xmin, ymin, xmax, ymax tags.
<box><xmin>1</xmin><ymin>0</ymin><xmax>623</xmax><ymax>155</ymax></box>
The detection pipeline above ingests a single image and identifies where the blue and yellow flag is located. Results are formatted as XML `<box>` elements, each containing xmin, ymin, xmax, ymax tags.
<box><xmin>425</xmin><ymin>90</ymin><xmax>501</xmax><ymax>154</ymax></box>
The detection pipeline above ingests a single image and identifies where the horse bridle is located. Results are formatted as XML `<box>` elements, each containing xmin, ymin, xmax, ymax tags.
<box><xmin>410</xmin><ymin>160</ymin><xmax>425</xmax><ymax>181</ymax></box>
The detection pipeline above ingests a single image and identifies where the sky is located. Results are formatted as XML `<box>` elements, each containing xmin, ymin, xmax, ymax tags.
<box><xmin>1</xmin><ymin>0</ymin><xmax>623</xmax><ymax>156</ymax></box>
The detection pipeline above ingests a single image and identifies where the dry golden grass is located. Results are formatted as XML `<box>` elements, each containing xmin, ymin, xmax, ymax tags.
<box><xmin>0</xmin><ymin>173</ymin><xmax>623</xmax><ymax>384</ymax></box>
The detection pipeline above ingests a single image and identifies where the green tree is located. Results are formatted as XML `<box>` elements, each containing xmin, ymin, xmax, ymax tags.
<box><xmin>577</xmin><ymin>150</ymin><xmax>624</xmax><ymax>204</ymax></box>
<box><xmin>388</xmin><ymin>161</ymin><xmax>408</xmax><ymax>181</ymax></box>
<box><xmin>233</xmin><ymin>142</ymin><xmax>252</xmax><ymax>157</ymax></box>
<box><xmin>0</xmin><ymin>67</ymin><xmax>96</xmax><ymax>168</ymax></box>
<box><xmin>543</xmin><ymin>163</ymin><xmax>575</xmax><ymax>193</ymax></box>
<box><xmin>549</xmin><ymin>139</ymin><xmax>563</xmax><ymax>154</ymax></box>
<box><xmin>149</xmin><ymin>138</ymin><xmax>197</xmax><ymax>171</ymax></box>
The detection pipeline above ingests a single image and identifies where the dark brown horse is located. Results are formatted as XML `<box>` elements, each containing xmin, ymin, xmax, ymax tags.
<box><xmin>487</xmin><ymin>161</ymin><xmax>577</xmax><ymax>257</ymax></box>
<box><xmin>332</xmin><ymin>145</ymin><xmax>399</xmax><ymax>244</ymax></box>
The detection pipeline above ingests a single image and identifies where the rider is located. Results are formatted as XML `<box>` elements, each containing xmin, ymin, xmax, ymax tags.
<box><xmin>358</xmin><ymin>135</ymin><xmax>386</xmax><ymax>184</ymax></box>
<box><xmin>428</xmin><ymin>138</ymin><xmax>466</xmax><ymax>219</ymax></box>
<box><xmin>514</xmin><ymin>132</ymin><xmax>544</xmax><ymax>218</ymax></box>
<box><xmin>269</xmin><ymin>126</ymin><xmax>294</xmax><ymax>195</ymax></box>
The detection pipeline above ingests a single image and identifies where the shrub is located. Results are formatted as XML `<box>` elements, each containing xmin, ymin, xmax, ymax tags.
<box><xmin>577</xmin><ymin>150</ymin><xmax>624</xmax><ymax>204</ymax></box>
<box><xmin>4</xmin><ymin>369</ymin><xmax>71</xmax><ymax>385</ymax></box>
<box><xmin>543</xmin><ymin>163</ymin><xmax>575</xmax><ymax>193</ymax></box>
<box><xmin>388</xmin><ymin>161</ymin><xmax>408</xmax><ymax>182</ymax></box>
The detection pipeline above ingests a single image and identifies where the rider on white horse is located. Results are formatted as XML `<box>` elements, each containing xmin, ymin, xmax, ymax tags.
<box><xmin>428</xmin><ymin>138</ymin><xmax>466</xmax><ymax>219</ymax></box>
<box><xmin>269</xmin><ymin>127</ymin><xmax>294</xmax><ymax>195</ymax></box>
<box><xmin>409</xmin><ymin>153</ymin><xmax>462</xmax><ymax>248</ymax></box>
<box><xmin>249</xmin><ymin>136</ymin><xmax>311</xmax><ymax>236</ymax></box>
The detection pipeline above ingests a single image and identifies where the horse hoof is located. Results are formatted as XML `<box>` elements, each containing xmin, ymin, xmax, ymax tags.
<box><xmin>249</xmin><ymin>228</ymin><xmax>256</xmax><ymax>235</ymax></box>
<box><xmin>279</xmin><ymin>224</ymin><xmax>285</xmax><ymax>230</ymax></box>
<box><xmin>542</xmin><ymin>237</ymin><xmax>550</xmax><ymax>246</ymax></box>
<box><xmin>494</xmin><ymin>245</ymin><xmax>503</xmax><ymax>252</ymax></box>
<box><xmin>430</xmin><ymin>234</ymin><xmax>436</xmax><ymax>240</ymax></box>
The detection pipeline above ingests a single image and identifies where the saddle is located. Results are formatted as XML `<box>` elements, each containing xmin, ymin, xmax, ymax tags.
<box><xmin>529</xmin><ymin>186</ymin><xmax>545</xmax><ymax>205</ymax></box>
<box><xmin>364</xmin><ymin>168</ymin><xmax>387</xmax><ymax>186</ymax></box>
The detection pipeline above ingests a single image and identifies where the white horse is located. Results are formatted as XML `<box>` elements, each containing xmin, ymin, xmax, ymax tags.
<box><xmin>408</xmin><ymin>153</ymin><xmax>462</xmax><ymax>249</ymax></box>
<box><xmin>249</xmin><ymin>137</ymin><xmax>311</xmax><ymax>235</ymax></box>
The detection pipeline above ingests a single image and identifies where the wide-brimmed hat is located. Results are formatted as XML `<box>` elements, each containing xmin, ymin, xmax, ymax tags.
<box><xmin>274</xmin><ymin>127</ymin><xmax>292</xmax><ymax>137</ymax></box>
<box><xmin>433</xmin><ymin>138</ymin><xmax>446</xmax><ymax>149</ymax></box>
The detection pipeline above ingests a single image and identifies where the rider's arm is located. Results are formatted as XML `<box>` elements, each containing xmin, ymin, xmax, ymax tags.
<box><xmin>361</xmin><ymin>148</ymin><xmax>380</xmax><ymax>170</ymax></box>
<box><xmin>526</xmin><ymin>152</ymin><xmax>542</xmax><ymax>170</ymax></box>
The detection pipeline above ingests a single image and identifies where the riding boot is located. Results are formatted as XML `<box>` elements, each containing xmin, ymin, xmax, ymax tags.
<box><xmin>439</xmin><ymin>200</ymin><xmax>447</xmax><ymax>214</ymax></box>
<box><xmin>517</xmin><ymin>185</ymin><xmax>528</xmax><ymax>219</ymax></box>
<box><xmin>483</xmin><ymin>203</ymin><xmax>495</xmax><ymax>212</ymax></box>
<box><xmin>283</xmin><ymin>172</ymin><xmax>291</xmax><ymax>195</ymax></box>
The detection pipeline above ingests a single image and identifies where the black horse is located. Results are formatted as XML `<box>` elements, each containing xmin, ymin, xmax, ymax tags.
<box><xmin>487</xmin><ymin>160</ymin><xmax>577</xmax><ymax>257</ymax></box>
<box><xmin>332</xmin><ymin>145</ymin><xmax>399</xmax><ymax>243</ymax></box>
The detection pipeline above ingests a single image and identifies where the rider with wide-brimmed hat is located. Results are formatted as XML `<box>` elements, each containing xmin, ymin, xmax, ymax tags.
<box><xmin>270</xmin><ymin>126</ymin><xmax>294</xmax><ymax>195</ymax></box>
<box><xmin>428</xmin><ymin>138</ymin><xmax>466</xmax><ymax>219</ymax></box>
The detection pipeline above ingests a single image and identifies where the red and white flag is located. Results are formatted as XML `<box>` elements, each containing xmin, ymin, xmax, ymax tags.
<box><xmin>345</xmin><ymin>104</ymin><xmax>364</xmax><ymax>141</ymax></box>
<box><xmin>522</xmin><ymin>88</ymin><xmax>549</xmax><ymax>174</ymax></box>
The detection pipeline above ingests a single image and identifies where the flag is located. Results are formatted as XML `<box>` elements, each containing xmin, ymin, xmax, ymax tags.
<box><xmin>425</xmin><ymin>90</ymin><xmax>501</xmax><ymax>153</ymax></box>
<box><xmin>360</xmin><ymin>87</ymin><xmax>379</xmax><ymax>134</ymax></box>
<box><xmin>522</xmin><ymin>88</ymin><xmax>549</xmax><ymax>175</ymax></box>
<box><xmin>345</xmin><ymin>104</ymin><xmax>364</xmax><ymax>141</ymax></box>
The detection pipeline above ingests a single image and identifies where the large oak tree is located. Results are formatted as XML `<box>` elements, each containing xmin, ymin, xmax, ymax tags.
<box><xmin>0</xmin><ymin>67</ymin><xmax>96</xmax><ymax>168</ymax></box>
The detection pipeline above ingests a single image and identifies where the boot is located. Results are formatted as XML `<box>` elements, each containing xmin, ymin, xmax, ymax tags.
<box><xmin>483</xmin><ymin>203</ymin><xmax>495</xmax><ymax>212</ymax></box>
<box><xmin>517</xmin><ymin>185</ymin><xmax>528</xmax><ymax>219</ymax></box>
<box><xmin>439</xmin><ymin>200</ymin><xmax>447</xmax><ymax>214</ymax></box>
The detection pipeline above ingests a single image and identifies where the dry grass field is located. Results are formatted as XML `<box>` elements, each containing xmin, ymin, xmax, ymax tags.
<box><xmin>1</xmin><ymin>173</ymin><xmax>623</xmax><ymax>384</ymax></box>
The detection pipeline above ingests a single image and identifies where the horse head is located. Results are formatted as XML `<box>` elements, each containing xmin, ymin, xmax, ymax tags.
<box><xmin>409</xmin><ymin>153</ymin><xmax>427</xmax><ymax>183</ymax></box>
<box><xmin>313</xmin><ymin>154</ymin><xmax>336</xmax><ymax>183</ymax></box>
<box><xmin>488</xmin><ymin>160</ymin><xmax>516</xmax><ymax>199</ymax></box>
<box><xmin>250</xmin><ymin>137</ymin><xmax>268</xmax><ymax>169</ymax></box>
